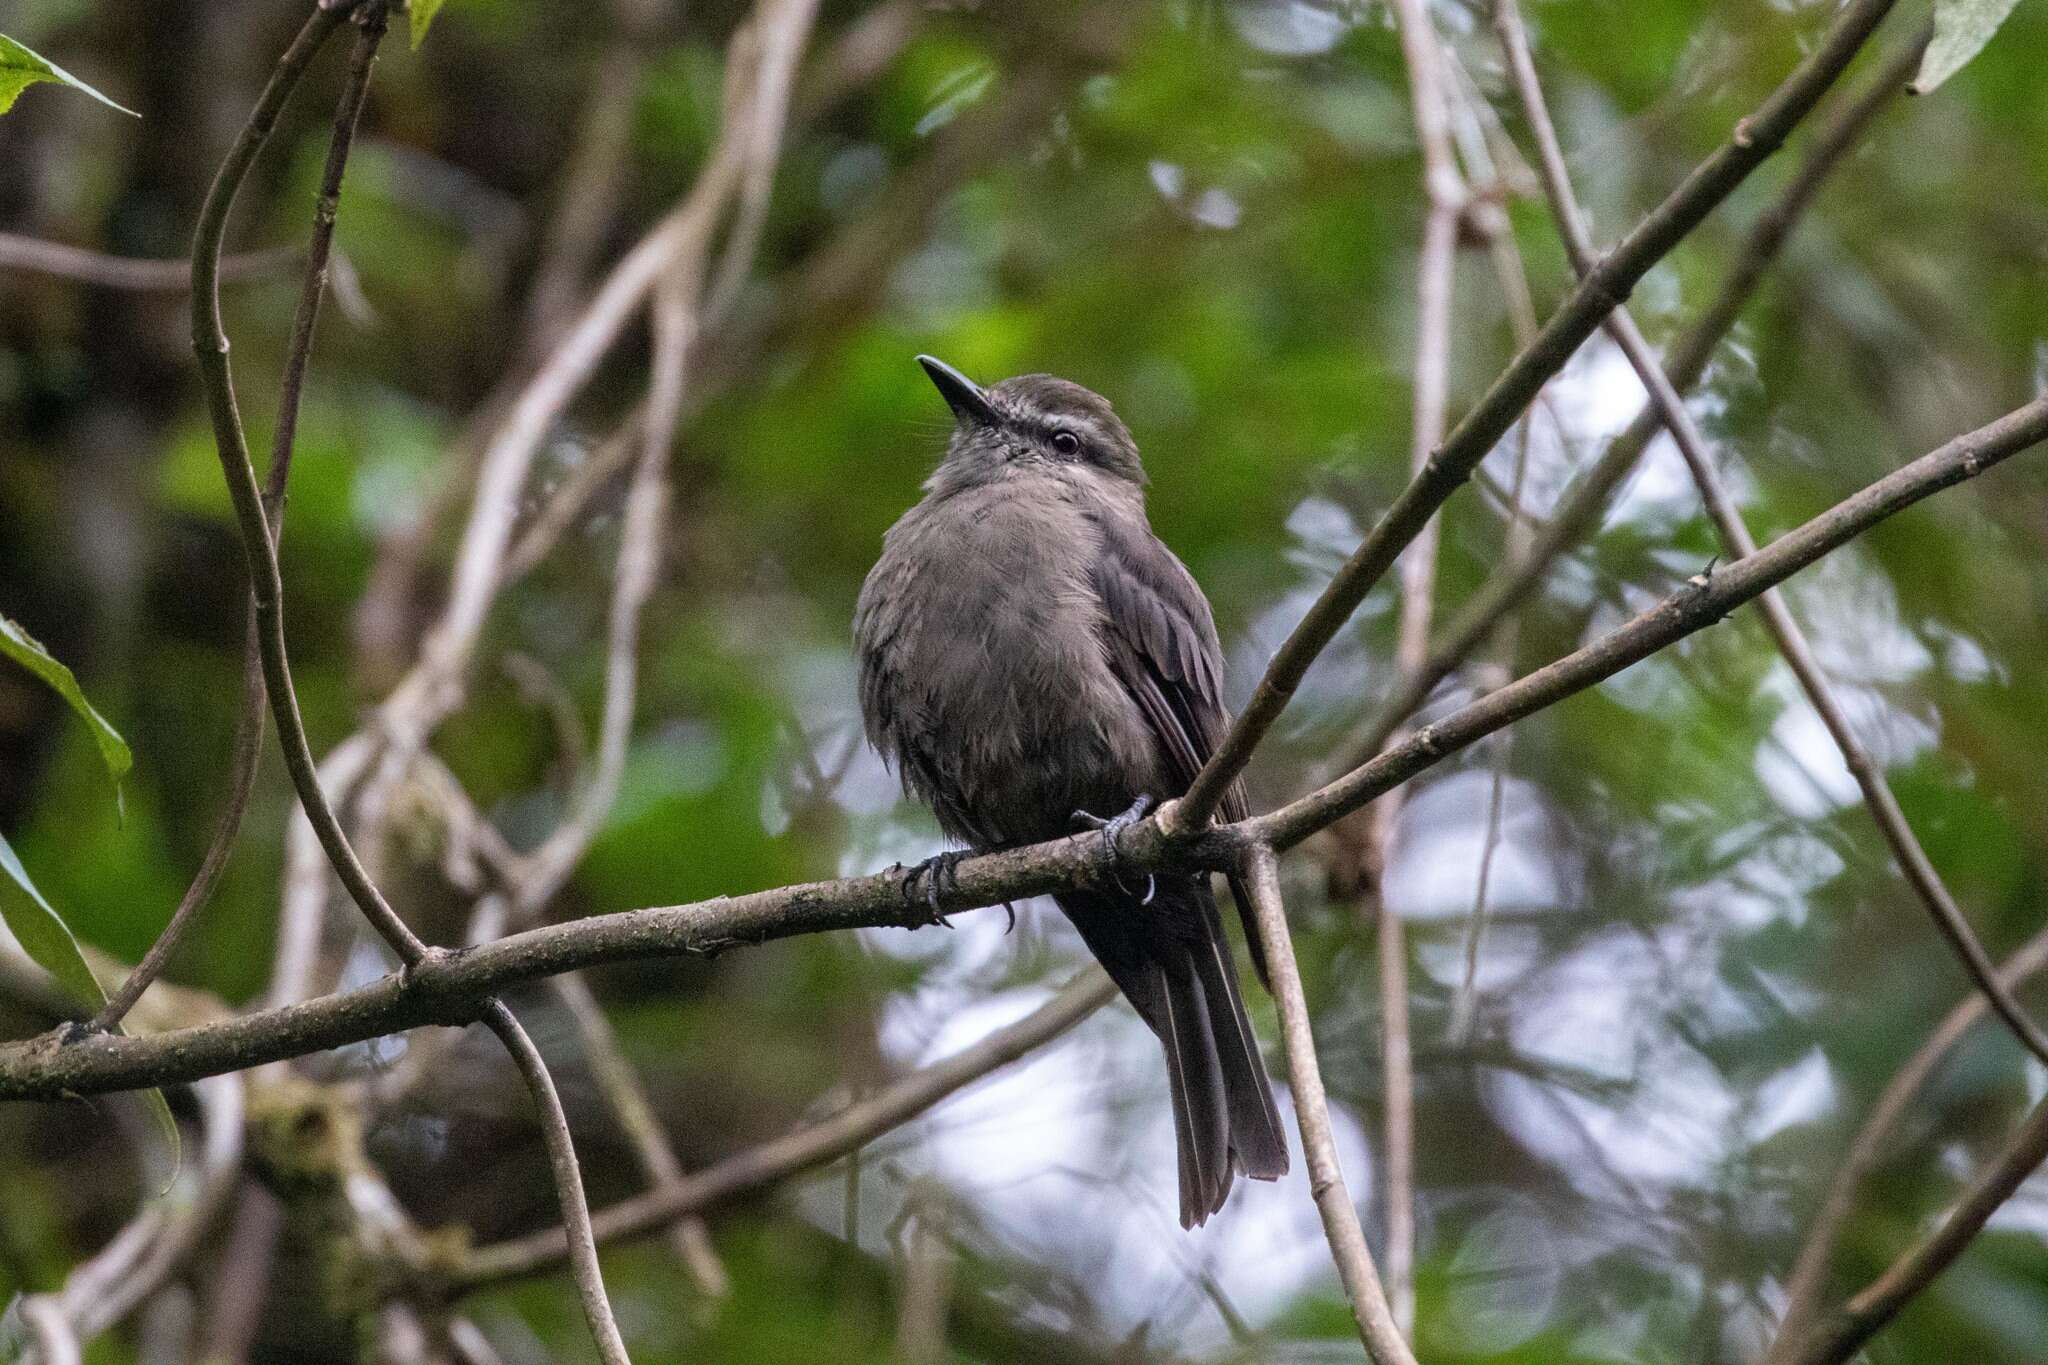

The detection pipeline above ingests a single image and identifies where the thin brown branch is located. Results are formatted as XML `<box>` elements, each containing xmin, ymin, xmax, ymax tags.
<box><xmin>1440</xmin><ymin>60</ymin><xmax>1544</xmax><ymax>1042</ymax></box>
<box><xmin>551</xmin><ymin>974</ymin><xmax>731</xmax><ymax>1296</ymax></box>
<box><xmin>182</xmin><ymin>12</ymin><xmax>633</xmax><ymax>1362</ymax></box>
<box><xmin>1243</xmin><ymin>845</ymin><xmax>1416</xmax><ymax>1365</ymax></box>
<box><xmin>456</xmin><ymin>970</ymin><xmax>1116</xmax><ymax>1287</ymax></box>
<box><xmin>1337</xmin><ymin>27</ymin><xmax>1931</xmax><ymax>771</ymax></box>
<box><xmin>1779</xmin><ymin>1092</ymin><xmax>2048</xmax><ymax>1365</ymax></box>
<box><xmin>1767</xmin><ymin>925</ymin><xmax>2048</xmax><ymax>1359</ymax></box>
<box><xmin>1251</xmin><ymin>394</ymin><xmax>2048</xmax><ymax>849</ymax></box>
<box><xmin>0</xmin><ymin>235</ymin><xmax>297</xmax><ymax>290</ymax></box>
<box><xmin>189</xmin><ymin>0</ymin><xmax>429</xmax><ymax>967</ymax></box>
<box><xmin>1166</xmin><ymin>0</ymin><xmax>1901</xmax><ymax>833</ymax></box>
<box><xmin>6</xmin><ymin>397</ymin><xmax>2048</xmax><ymax>1104</ymax></box>
<box><xmin>479</xmin><ymin>1000</ymin><xmax>631</xmax><ymax>1365</ymax></box>
<box><xmin>90</xmin><ymin>626</ymin><xmax>263</xmax><ymax>1029</ymax></box>
<box><xmin>1493</xmin><ymin>1</ymin><xmax>2047</xmax><ymax>1073</ymax></box>
<box><xmin>95</xmin><ymin>0</ymin><xmax>382</xmax><ymax>1032</ymax></box>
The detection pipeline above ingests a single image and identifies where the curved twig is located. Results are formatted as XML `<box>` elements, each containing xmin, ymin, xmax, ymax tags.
<box><xmin>479</xmin><ymin>999</ymin><xmax>632</xmax><ymax>1365</ymax></box>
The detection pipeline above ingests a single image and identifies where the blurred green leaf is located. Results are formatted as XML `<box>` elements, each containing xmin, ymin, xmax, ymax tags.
<box><xmin>0</xmin><ymin>33</ymin><xmax>135</xmax><ymax>116</ymax></box>
<box><xmin>0</xmin><ymin>830</ymin><xmax>179</xmax><ymax>1172</ymax></box>
<box><xmin>0</xmin><ymin>613</ymin><xmax>131</xmax><ymax>816</ymax></box>
<box><xmin>410</xmin><ymin>0</ymin><xmax>448</xmax><ymax>49</ymax></box>
<box><xmin>1913</xmin><ymin>0</ymin><xmax>2024</xmax><ymax>93</ymax></box>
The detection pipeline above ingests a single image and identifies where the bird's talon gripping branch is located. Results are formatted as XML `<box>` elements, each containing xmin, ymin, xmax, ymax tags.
<box><xmin>900</xmin><ymin>849</ymin><xmax>967</xmax><ymax>926</ymax></box>
<box><xmin>1071</xmin><ymin>794</ymin><xmax>1155</xmax><ymax>894</ymax></box>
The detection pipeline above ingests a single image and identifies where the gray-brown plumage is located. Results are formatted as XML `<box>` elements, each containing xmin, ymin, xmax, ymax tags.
<box><xmin>854</xmin><ymin>356</ymin><xmax>1289</xmax><ymax>1227</ymax></box>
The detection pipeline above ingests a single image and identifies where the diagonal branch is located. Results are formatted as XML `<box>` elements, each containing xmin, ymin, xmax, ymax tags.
<box><xmin>1490</xmin><ymin>2</ymin><xmax>2045</xmax><ymax>1072</ymax></box>
<box><xmin>455</xmin><ymin>970</ymin><xmax>1117</xmax><ymax>1287</ymax></box>
<box><xmin>1168</xmin><ymin>0</ymin><xmax>1900</xmax><ymax>832</ymax></box>
<box><xmin>1777</xmin><ymin>1090</ymin><xmax>2048</xmax><ymax>1365</ymax></box>
<box><xmin>1336</xmin><ymin>29</ymin><xmax>1930</xmax><ymax>771</ymax></box>
<box><xmin>479</xmin><ymin>1000</ymin><xmax>631</xmax><ymax>1365</ymax></box>
<box><xmin>189</xmin><ymin>0</ymin><xmax>430</xmax><ymax>967</ymax></box>
<box><xmin>1767</xmin><ymin>924</ymin><xmax>2048</xmax><ymax>1361</ymax></box>
<box><xmin>92</xmin><ymin>0</ymin><xmax>390</xmax><ymax>1033</ymax></box>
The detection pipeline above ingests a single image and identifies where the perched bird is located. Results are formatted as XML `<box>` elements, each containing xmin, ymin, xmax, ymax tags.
<box><xmin>854</xmin><ymin>356</ymin><xmax>1289</xmax><ymax>1227</ymax></box>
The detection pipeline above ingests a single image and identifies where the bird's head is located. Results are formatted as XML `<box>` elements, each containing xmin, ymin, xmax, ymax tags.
<box><xmin>915</xmin><ymin>355</ymin><xmax>1146</xmax><ymax>495</ymax></box>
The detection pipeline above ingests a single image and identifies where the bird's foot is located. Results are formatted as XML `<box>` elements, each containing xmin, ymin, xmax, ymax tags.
<box><xmin>900</xmin><ymin>849</ymin><xmax>968</xmax><ymax>927</ymax></box>
<box><xmin>1071</xmin><ymin>795</ymin><xmax>1156</xmax><ymax>900</ymax></box>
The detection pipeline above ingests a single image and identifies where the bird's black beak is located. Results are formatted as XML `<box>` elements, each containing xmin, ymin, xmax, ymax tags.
<box><xmin>916</xmin><ymin>354</ymin><xmax>998</xmax><ymax>428</ymax></box>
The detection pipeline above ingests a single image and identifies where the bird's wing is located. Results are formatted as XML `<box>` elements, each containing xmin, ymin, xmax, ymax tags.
<box><xmin>1088</xmin><ymin>511</ymin><xmax>1266</xmax><ymax>982</ymax></box>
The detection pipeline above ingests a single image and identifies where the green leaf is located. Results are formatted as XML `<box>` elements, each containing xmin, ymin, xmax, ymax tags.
<box><xmin>0</xmin><ymin>613</ymin><xmax>132</xmax><ymax>816</ymax></box>
<box><xmin>410</xmin><ymin>0</ymin><xmax>448</xmax><ymax>49</ymax></box>
<box><xmin>0</xmin><ymin>831</ymin><xmax>179</xmax><ymax>1174</ymax></box>
<box><xmin>0</xmin><ymin>33</ymin><xmax>138</xmax><ymax>116</ymax></box>
<box><xmin>1913</xmin><ymin>0</ymin><xmax>2025</xmax><ymax>94</ymax></box>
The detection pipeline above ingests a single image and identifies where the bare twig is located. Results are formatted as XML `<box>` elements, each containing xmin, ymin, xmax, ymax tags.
<box><xmin>7</xmin><ymin>397</ymin><xmax>2048</xmax><ymax>1104</ymax></box>
<box><xmin>1166</xmin><ymin>0</ymin><xmax>1901</xmax><ymax>834</ymax></box>
<box><xmin>1244</xmin><ymin>845</ymin><xmax>1416</xmax><ymax>1365</ymax></box>
<box><xmin>1779</xmin><ymin>1091</ymin><xmax>2048</xmax><ymax>1365</ymax></box>
<box><xmin>1439</xmin><ymin>61</ymin><xmax>1545</xmax><ymax>1042</ymax></box>
<box><xmin>182</xmin><ymin>10</ymin><xmax>635</xmax><ymax>1361</ymax></box>
<box><xmin>479</xmin><ymin>1000</ymin><xmax>631</xmax><ymax>1365</ymax></box>
<box><xmin>1767</xmin><ymin>925</ymin><xmax>2048</xmax><ymax>1359</ymax></box>
<box><xmin>551</xmin><ymin>973</ymin><xmax>731</xmax><ymax>1296</ymax></box>
<box><xmin>90</xmin><ymin>626</ymin><xmax>264</xmax><ymax>1029</ymax></box>
<box><xmin>1493</xmin><ymin>3</ymin><xmax>2046</xmax><ymax>1074</ymax></box>
<box><xmin>893</xmin><ymin>1198</ymin><xmax>955</xmax><ymax>1365</ymax></box>
<box><xmin>1336</xmin><ymin>28</ymin><xmax>1931</xmax><ymax>772</ymax></box>
<box><xmin>95</xmin><ymin>0</ymin><xmax>384</xmax><ymax>1031</ymax></box>
<box><xmin>189</xmin><ymin>0</ymin><xmax>430</xmax><ymax>967</ymax></box>
<box><xmin>0</xmin><ymin>235</ymin><xmax>297</xmax><ymax>290</ymax></box>
<box><xmin>495</xmin><ymin>410</ymin><xmax>644</xmax><ymax>587</ymax></box>
<box><xmin>457</xmin><ymin>971</ymin><xmax>1116</xmax><ymax>1287</ymax></box>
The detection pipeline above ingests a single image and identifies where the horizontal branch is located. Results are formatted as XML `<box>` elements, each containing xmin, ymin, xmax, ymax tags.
<box><xmin>0</xmin><ymin>833</ymin><xmax>1221</xmax><ymax>1100</ymax></box>
<box><xmin>0</xmin><ymin>234</ymin><xmax>298</xmax><ymax>290</ymax></box>
<box><xmin>3</xmin><ymin>397</ymin><xmax>2045</xmax><ymax>1103</ymax></box>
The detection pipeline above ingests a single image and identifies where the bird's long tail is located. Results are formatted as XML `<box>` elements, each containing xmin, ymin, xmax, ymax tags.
<box><xmin>1058</xmin><ymin>877</ymin><xmax>1290</xmax><ymax>1227</ymax></box>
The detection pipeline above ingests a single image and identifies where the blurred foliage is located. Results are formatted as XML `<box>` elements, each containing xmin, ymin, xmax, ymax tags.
<box><xmin>4</xmin><ymin>0</ymin><xmax>2048</xmax><ymax>1361</ymax></box>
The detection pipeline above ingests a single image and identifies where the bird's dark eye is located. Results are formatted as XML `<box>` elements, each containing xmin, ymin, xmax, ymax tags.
<box><xmin>1049</xmin><ymin>430</ymin><xmax>1082</xmax><ymax>456</ymax></box>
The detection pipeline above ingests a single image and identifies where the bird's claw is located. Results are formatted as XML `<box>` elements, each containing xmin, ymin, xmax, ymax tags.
<box><xmin>1071</xmin><ymin>795</ymin><xmax>1155</xmax><ymax>898</ymax></box>
<box><xmin>900</xmin><ymin>849</ymin><xmax>967</xmax><ymax>927</ymax></box>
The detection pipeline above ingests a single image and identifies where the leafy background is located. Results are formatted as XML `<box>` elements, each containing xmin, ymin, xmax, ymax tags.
<box><xmin>2</xmin><ymin>0</ymin><xmax>2048</xmax><ymax>1360</ymax></box>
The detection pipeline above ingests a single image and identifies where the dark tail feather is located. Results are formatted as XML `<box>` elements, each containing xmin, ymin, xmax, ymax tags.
<box><xmin>1058</xmin><ymin>881</ymin><xmax>1289</xmax><ymax>1228</ymax></box>
<box><xmin>1190</xmin><ymin>882</ymin><xmax>1290</xmax><ymax>1180</ymax></box>
<box><xmin>1158</xmin><ymin>944</ymin><xmax>1231</xmax><ymax>1226</ymax></box>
